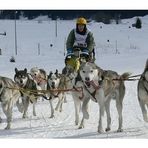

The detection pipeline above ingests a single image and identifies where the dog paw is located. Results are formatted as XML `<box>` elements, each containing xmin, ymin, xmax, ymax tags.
<box><xmin>23</xmin><ymin>114</ymin><xmax>28</xmax><ymax>119</ymax></box>
<box><xmin>5</xmin><ymin>125</ymin><xmax>10</xmax><ymax>130</ymax></box>
<box><xmin>75</xmin><ymin>121</ymin><xmax>79</xmax><ymax>125</ymax></box>
<box><xmin>117</xmin><ymin>128</ymin><xmax>123</xmax><ymax>132</ymax></box>
<box><xmin>105</xmin><ymin>127</ymin><xmax>111</xmax><ymax>132</ymax></box>
<box><xmin>49</xmin><ymin>115</ymin><xmax>54</xmax><ymax>118</ymax></box>
<box><xmin>78</xmin><ymin>125</ymin><xmax>84</xmax><ymax>129</ymax></box>
<box><xmin>98</xmin><ymin>128</ymin><xmax>104</xmax><ymax>133</ymax></box>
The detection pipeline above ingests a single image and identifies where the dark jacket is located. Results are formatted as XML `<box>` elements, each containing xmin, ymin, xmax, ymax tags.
<box><xmin>66</xmin><ymin>28</ymin><xmax>95</xmax><ymax>53</ymax></box>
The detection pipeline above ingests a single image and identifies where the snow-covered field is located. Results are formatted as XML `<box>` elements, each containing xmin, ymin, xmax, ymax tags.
<box><xmin>0</xmin><ymin>16</ymin><xmax>148</xmax><ymax>139</ymax></box>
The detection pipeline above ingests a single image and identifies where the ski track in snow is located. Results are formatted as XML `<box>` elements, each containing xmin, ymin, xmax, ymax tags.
<box><xmin>0</xmin><ymin>90</ymin><xmax>148</xmax><ymax>139</ymax></box>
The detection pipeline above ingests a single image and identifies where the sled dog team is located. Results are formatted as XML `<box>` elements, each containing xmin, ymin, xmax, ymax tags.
<box><xmin>0</xmin><ymin>60</ymin><xmax>148</xmax><ymax>133</ymax></box>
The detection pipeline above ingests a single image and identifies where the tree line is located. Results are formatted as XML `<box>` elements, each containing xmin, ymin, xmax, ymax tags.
<box><xmin>0</xmin><ymin>10</ymin><xmax>147</xmax><ymax>22</ymax></box>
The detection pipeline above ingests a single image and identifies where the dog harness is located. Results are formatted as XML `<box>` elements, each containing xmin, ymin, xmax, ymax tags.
<box><xmin>83</xmin><ymin>80</ymin><xmax>101</xmax><ymax>103</ymax></box>
<box><xmin>74</xmin><ymin>72</ymin><xmax>101</xmax><ymax>102</ymax></box>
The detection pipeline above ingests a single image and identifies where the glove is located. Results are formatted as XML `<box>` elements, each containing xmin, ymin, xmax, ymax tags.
<box><xmin>81</xmin><ymin>48</ymin><xmax>89</xmax><ymax>55</ymax></box>
<box><xmin>67</xmin><ymin>48</ymin><xmax>73</xmax><ymax>54</ymax></box>
<box><xmin>82</xmin><ymin>48</ymin><xmax>88</xmax><ymax>52</ymax></box>
<box><xmin>66</xmin><ymin>48</ymin><xmax>74</xmax><ymax>58</ymax></box>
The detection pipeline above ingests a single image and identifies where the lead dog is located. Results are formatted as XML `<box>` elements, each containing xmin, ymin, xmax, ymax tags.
<box><xmin>0</xmin><ymin>76</ymin><xmax>24</xmax><ymax>129</ymax></box>
<box><xmin>73</xmin><ymin>62</ymin><xmax>130</xmax><ymax>133</ymax></box>
<box><xmin>138</xmin><ymin>59</ymin><xmax>148</xmax><ymax>122</ymax></box>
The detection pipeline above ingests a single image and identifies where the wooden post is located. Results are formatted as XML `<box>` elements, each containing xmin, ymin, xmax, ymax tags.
<box><xmin>115</xmin><ymin>40</ymin><xmax>118</xmax><ymax>54</ymax></box>
<box><xmin>38</xmin><ymin>43</ymin><xmax>40</xmax><ymax>55</ymax></box>
<box><xmin>64</xmin><ymin>37</ymin><xmax>66</xmax><ymax>56</ymax></box>
<box><xmin>55</xmin><ymin>18</ymin><xmax>57</xmax><ymax>37</ymax></box>
<box><xmin>14</xmin><ymin>11</ymin><xmax>18</xmax><ymax>55</ymax></box>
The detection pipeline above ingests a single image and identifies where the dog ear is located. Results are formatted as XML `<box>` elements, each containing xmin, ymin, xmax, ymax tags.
<box><xmin>144</xmin><ymin>59</ymin><xmax>148</xmax><ymax>72</ymax></box>
<box><xmin>15</xmin><ymin>68</ymin><xmax>18</xmax><ymax>73</ymax></box>
<box><xmin>0</xmin><ymin>82</ymin><xmax>2</xmax><ymax>88</ymax></box>
<box><xmin>55</xmin><ymin>69</ymin><xmax>58</xmax><ymax>74</ymax></box>
<box><xmin>99</xmin><ymin>69</ymin><xmax>105</xmax><ymax>80</ymax></box>
<box><xmin>62</xmin><ymin>67</ymin><xmax>67</xmax><ymax>75</ymax></box>
<box><xmin>48</xmin><ymin>71</ymin><xmax>53</xmax><ymax>78</ymax></box>
<box><xmin>24</xmin><ymin>68</ymin><xmax>27</xmax><ymax>73</ymax></box>
<box><xmin>80</xmin><ymin>62</ymin><xmax>85</xmax><ymax>70</ymax></box>
<box><xmin>55</xmin><ymin>69</ymin><xmax>59</xmax><ymax>77</ymax></box>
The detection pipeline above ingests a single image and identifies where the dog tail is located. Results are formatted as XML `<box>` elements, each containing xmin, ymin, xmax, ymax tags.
<box><xmin>120</xmin><ymin>72</ymin><xmax>132</xmax><ymax>80</ymax></box>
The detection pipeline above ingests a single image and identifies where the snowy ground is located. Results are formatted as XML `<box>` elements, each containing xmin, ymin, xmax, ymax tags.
<box><xmin>0</xmin><ymin>16</ymin><xmax>148</xmax><ymax>138</ymax></box>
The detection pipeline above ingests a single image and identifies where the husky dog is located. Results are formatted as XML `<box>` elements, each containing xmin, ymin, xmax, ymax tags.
<box><xmin>62</xmin><ymin>65</ymin><xmax>76</xmax><ymax>90</ymax></box>
<box><xmin>0</xmin><ymin>76</ymin><xmax>24</xmax><ymax>129</ymax></box>
<box><xmin>47</xmin><ymin>69</ymin><xmax>65</xmax><ymax>118</ymax></box>
<box><xmin>73</xmin><ymin>62</ymin><xmax>130</xmax><ymax>133</ymax></box>
<box><xmin>14</xmin><ymin>68</ymin><xmax>38</xmax><ymax>118</ymax></box>
<box><xmin>62</xmin><ymin>65</ymin><xmax>84</xmax><ymax>125</ymax></box>
<box><xmin>138</xmin><ymin>59</ymin><xmax>148</xmax><ymax>122</ymax></box>
<box><xmin>62</xmin><ymin>64</ymin><xmax>94</xmax><ymax>127</ymax></box>
<box><xmin>30</xmin><ymin>67</ymin><xmax>47</xmax><ymax>91</ymax></box>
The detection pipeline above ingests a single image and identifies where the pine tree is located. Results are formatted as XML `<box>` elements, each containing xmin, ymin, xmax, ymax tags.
<box><xmin>135</xmin><ymin>17</ymin><xmax>142</xmax><ymax>29</ymax></box>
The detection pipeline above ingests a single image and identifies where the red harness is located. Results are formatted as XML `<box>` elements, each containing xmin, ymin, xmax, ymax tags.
<box><xmin>89</xmin><ymin>80</ymin><xmax>100</xmax><ymax>90</ymax></box>
<box><xmin>83</xmin><ymin>80</ymin><xmax>101</xmax><ymax>102</ymax></box>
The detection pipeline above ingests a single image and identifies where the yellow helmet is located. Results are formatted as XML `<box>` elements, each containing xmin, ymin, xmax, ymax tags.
<box><xmin>76</xmin><ymin>17</ymin><xmax>87</xmax><ymax>25</ymax></box>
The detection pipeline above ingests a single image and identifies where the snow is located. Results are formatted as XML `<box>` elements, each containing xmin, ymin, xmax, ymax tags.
<box><xmin>0</xmin><ymin>16</ymin><xmax>148</xmax><ymax>140</ymax></box>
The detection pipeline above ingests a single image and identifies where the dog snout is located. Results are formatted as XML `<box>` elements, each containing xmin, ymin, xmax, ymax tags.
<box><xmin>85</xmin><ymin>77</ymin><xmax>90</xmax><ymax>81</ymax></box>
<box><xmin>51</xmin><ymin>82</ymin><xmax>55</xmax><ymax>88</ymax></box>
<box><xmin>20</xmin><ymin>79</ymin><xmax>23</xmax><ymax>84</ymax></box>
<box><xmin>52</xmin><ymin>82</ymin><xmax>55</xmax><ymax>85</ymax></box>
<box><xmin>51</xmin><ymin>81</ymin><xmax>55</xmax><ymax>89</ymax></box>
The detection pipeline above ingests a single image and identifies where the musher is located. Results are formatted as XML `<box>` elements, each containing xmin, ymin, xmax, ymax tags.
<box><xmin>65</xmin><ymin>17</ymin><xmax>96</xmax><ymax>72</ymax></box>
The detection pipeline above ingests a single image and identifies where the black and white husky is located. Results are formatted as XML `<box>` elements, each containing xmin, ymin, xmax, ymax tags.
<box><xmin>14</xmin><ymin>68</ymin><xmax>38</xmax><ymax>118</ymax></box>
<box><xmin>47</xmin><ymin>69</ymin><xmax>66</xmax><ymax>118</ymax></box>
<box><xmin>138</xmin><ymin>59</ymin><xmax>148</xmax><ymax>122</ymax></box>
